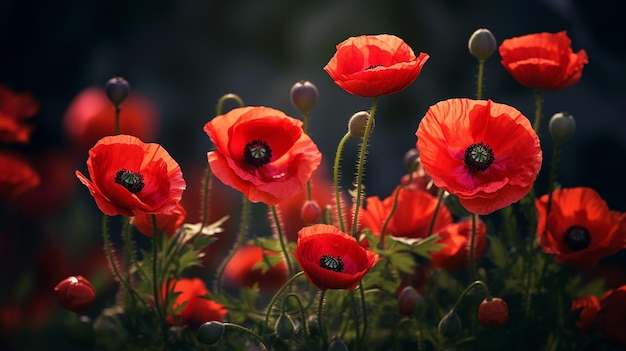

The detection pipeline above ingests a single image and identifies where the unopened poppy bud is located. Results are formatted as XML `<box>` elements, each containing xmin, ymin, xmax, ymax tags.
<box><xmin>290</xmin><ymin>80</ymin><xmax>318</xmax><ymax>113</ymax></box>
<box><xmin>438</xmin><ymin>310</ymin><xmax>462</xmax><ymax>337</ymax></box>
<box><xmin>398</xmin><ymin>286</ymin><xmax>424</xmax><ymax>316</ymax></box>
<box><xmin>53</xmin><ymin>275</ymin><xmax>96</xmax><ymax>312</ymax></box>
<box><xmin>478</xmin><ymin>297</ymin><xmax>509</xmax><ymax>328</ymax></box>
<box><xmin>105</xmin><ymin>77</ymin><xmax>130</xmax><ymax>106</ymax></box>
<box><xmin>197</xmin><ymin>321</ymin><xmax>225</xmax><ymax>345</ymax></box>
<box><xmin>549</xmin><ymin>112</ymin><xmax>576</xmax><ymax>143</ymax></box>
<box><xmin>275</xmin><ymin>313</ymin><xmax>295</xmax><ymax>339</ymax></box>
<box><xmin>348</xmin><ymin>111</ymin><xmax>373</xmax><ymax>138</ymax></box>
<box><xmin>468</xmin><ymin>28</ymin><xmax>497</xmax><ymax>60</ymax></box>
<box><xmin>328</xmin><ymin>335</ymin><xmax>349</xmax><ymax>351</ymax></box>
<box><xmin>403</xmin><ymin>148</ymin><xmax>420</xmax><ymax>172</ymax></box>
<box><xmin>300</xmin><ymin>200</ymin><xmax>322</xmax><ymax>224</ymax></box>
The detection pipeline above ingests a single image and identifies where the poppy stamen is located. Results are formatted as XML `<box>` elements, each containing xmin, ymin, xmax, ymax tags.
<box><xmin>563</xmin><ymin>225</ymin><xmax>591</xmax><ymax>251</ymax></box>
<box><xmin>365</xmin><ymin>64</ymin><xmax>383</xmax><ymax>70</ymax></box>
<box><xmin>319</xmin><ymin>254</ymin><xmax>344</xmax><ymax>272</ymax></box>
<box><xmin>114</xmin><ymin>169</ymin><xmax>145</xmax><ymax>194</ymax></box>
<box><xmin>464</xmin><ymin>142</ymin><xmax>495</xmax><ymax>173</ymax></box>
<box><xmin>243</xmin><ymin>139</ymin><xmax>272</xmax><ymax>167</ymax></box>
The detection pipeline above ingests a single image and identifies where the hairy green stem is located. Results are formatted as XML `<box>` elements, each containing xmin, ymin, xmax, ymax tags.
<box><xmin>263</xmin><ymin>271</ymin><xmax>305</xmax><ymax>336</ymax></box>
<box><xmin>215</xmin><ymin>196</ymin><xmax>250</xmax><ymax>295</ymax></box>
<box><xmin>216</xmin><ymin>93</ymin><xmax>244</xmax><ymax>115</ymax></box>
<box><xmin>532</xmin><ymin>89</ymin><xmax>543</xmax><ymax>132</ymax></box>
<box><xmin>451</xmin><ymin>280</ymin><xmax>490</xmax><ymax>312</ymax></box>
<box><xmin>333</xmin><ymin>132</ymin><xmax>351</xmax><ymax>232</ymax></box>
<box><xmin>468</xmin><ymin>213</ymin><xmax>478</xmax><ymax>280</ymax></box>
<box><xmin>427</xmin><ymin>189</ymin><xmax>445</xmax><ymax>236</ymax></box>
<box><xmin>224</xmin><ymin>323</ymin><xmax>272</xmax><ymax>350</ymax></box>
<box><xmin>476</xmin><ymin>59</ymin><xmax>485</xmax><ymax>100</ymax></box>
<box><xmin>272</xmin><ymin>205</ymin><xmax>294</xmax><ymax>277</ymax></box>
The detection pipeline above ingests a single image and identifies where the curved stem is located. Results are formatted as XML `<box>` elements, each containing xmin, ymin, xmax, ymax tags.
<box><xmin>216</xmin><ymin>93</ymin><xmax>244</xmax><ymax>115</ymax></box>
<box><xmin>352</xmin><ymin>96</ymin><xmax>379</xmax><ymax>237</ymax></box>
<box><xmin>283</xmin><ymin>293</ymin><xmax>309</xmax><ymax>340</ymax></box>
<box><xmin>318</xmin><ymin>290</ymin><xmax>329</xmax><ymax>346</ymax></box>
<box><xmin>333</xmin><ymin>132</ymin><xmax>351</xmax><ymax>232</ymax></box>
<box><xmin>532</xmin><ymin>89</ymin><xmax>543</xmax><ymax>132</ymax></box>
<box><xmin>427</xmin><ymin>189</ymin><xmax>445</xmax><ymax>236</ymax></box>
<box><xmin>271</xmin><ymin>205</ymin><xmax>294</xmax><ymax>277</ymax></box>
<box><xmin>263</xmin><ymin>271</ymin><xmax>305</xmax><ymax>336</ymax></box>
<box><xmin>224</xmin><ymin>323</ymin><xmax>272</xmax><ymax>350</ymax></box>
<box><xmin>215</xmin><ymin>196</ymin><xmax>250</xmax><ymax>295</ymax></box>
<box><xmin>468</xmin><ymin>213</ymin><xmax>478</xmax><ymax>280</ymax></box>
<box><xmin>380</xmin><ymin>167</ymin><xmax>417</xmax><ymax>248</ymax></box>
<box><xmin>476</xmin><ymin>59</ymin><xmax>485</xmax><ymax>100</ymax></box>
<box><xmin>451</xmin><ymin>280</ymin><xmax>490</xmax><ymax>312</ymax></box>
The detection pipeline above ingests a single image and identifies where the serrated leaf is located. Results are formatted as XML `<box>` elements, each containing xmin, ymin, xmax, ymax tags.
<box><xmin>387</xmin><ymin>251</ymin><xmax>417</xmax><ymax>274</ymax></box>
<box><xmin>387</xmin><ymin>234</ymin><xmax>445</xmax><ymax>259</ymax></box>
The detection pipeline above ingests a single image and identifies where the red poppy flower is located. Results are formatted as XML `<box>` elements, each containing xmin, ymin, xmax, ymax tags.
<box><xmin>76</xmin><ymin>134</ymin><xmax>186</xmax><ymax>217</ymax></box>
<box><xmin>536</xmin><ymin>187</ymin><xmax>626</xmax><ymax>267</ymax></box>
<box><xmin>416</xmin><ymin>98</ymin><xmax>542</xmax><ymax>215</ymax></box>
<box><xmin>359</xmin><ymin>185</ymin><xmax>452</xmax><ymax>242</ymax></box>
<box><xmin>499</xmin><ymin>31</ymin><xmax>588</xmax><ymax>90</ymax></box>
<box><xmin>571</xmin><ymin>295</ymin><xmax>600</xmax><ymax>333</ymax></box>
<box><xmin>63</xmin><ymin>87</ymin><xmax>158</xmax><ymax>152</ymax></box>
<box><xmin>0</xmin><ymin>151</ymin><xmax>40</xmax><ymax>198</ymax></box>
<box><xmin>293</xmin><ymin>224</ymin><xmax>378</xmax><ymax>290</ymax></box>
<box><xmin>430</xmin><ymin>218</ymin><xmax>487</xmax><ymax>270</ymax></box>
<box><xmin>324</xmin><ymin>34</ymin><xmax>429</xmax><ymax>97</ymax></box>
<box><xmin>166</xmin><ymin>278</ymin><xmax>227</xmax><ymax>328</ymax></box>
<box><xmin>130</xmin><ymin>202</ymin><xmax>187</xmax><ymax>237</ymax></box>
<box><xmin>204</xmin><ymin>106</ymin><xmax>322</xmax><ymax>205</ymax></box>
<box><xmin>223</xmin><ymin>244</ymin><xmax>289</xmax><ymax>292</ymax></box>
<box><xmin>596</xmin><ymin>285</ymin><xmax>626</xmax><ymax>345</ymax></box>
<box><xmin>0</xmin><ymin>84</ymin><xmax>39</xmax><ymax>144</ymax></box>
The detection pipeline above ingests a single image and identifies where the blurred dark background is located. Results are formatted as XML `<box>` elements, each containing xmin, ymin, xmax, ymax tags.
<box><xmin>1</xmin><ymin>0</ymin><xmax>625</xmax><ymax>349</ymax></box>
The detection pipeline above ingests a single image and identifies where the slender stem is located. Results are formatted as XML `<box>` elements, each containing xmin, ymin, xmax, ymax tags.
<box><xmin>380</xmin><ymin>168</ymin><xmax>417</xmax><ymax>248</ymax></box>
<box><xmin>195</xmin><ymin>166</ymin><xmax>213</xmax><ymax>235</ymax></box>
<box><xmin>271</xmin><ymin>205</ymin><xmax>294</xmax><ymax>278</ymax></box>
<box><xmin>283</xmin><ymin>293</ymin><xmax>309</xmax><ymax>340</ymax></box>
<box><xmin>216</xmin><ymin>93</ymin><xmax>244</xmax><ymax>115</ymax></box>
<box><xmin>114</xmin><ymin>105</ymin><xmax>121</xmax><ymax>135</ymax></box>
<box><xmin>151</xmin><ymin>214</ymin><xmax>168</xmax><ymax>345</ymax></box>
<box><xmin>223</xmin><ymin>323</ymin><xmax>272</xmax><ymax>350</ymax></box>
<box><xmin>451</xmin><ymin>280</ymin><xmax>490</xmax><ymax>312</ymax></box>
<box><xmin>318</xmin><ymin>290</ymin><xmax>329</xmax><ymax>346</ymax></box>
<box><xmin>546</xmin><ymin>142</ymin><xmax>561</xmax><ymax>216</ymax></box>
<box><xmin>427</xmin><ymin>189</ymin><xmax>445</xmax><ymax>236</ymax></box>
<box><xmin>302</xmin><ymin>112</ymin><xmax>313</xmax><ymax>201</ymax></box>
<box><xmin>349</xmin><ymin>290</ymin><xmax>361</xmax><ymax>350</ymax></box>
<box><xmin>333</xmin><ymin>132</ymin><xmax>351</xmax><ymax>232</ymax></box>
<box><xmin>358</xmin><ymin>283</ymin><xmax>368</xmax><ymax>349</ymax></box>
<box><xmin>532</xmin><ymin>89</ymin><xmax>543</xmax><ymax>132</ymax></box>
<box><xmin>263</xmin><ymin>271</ymin><xmax>305</xmax><ymax>336</ymax></box>
<box><xmin>468</xmin><ymin>213</ymin><xmax>478</xmax><ymax>280</ymax></box>
<box><xmin>476</xmin><ymin>59</ymin><xmax>485</xmax><ymax>100</ymax></box>
<box><xmin>352</xmin><ymin>97</ymin><xmax>379</xmax><ymax>237</ymax></box>
<box><xmin>215</xmin><ymin>196</ymin><xmax>250</xmax><ymax>295</ymax></box>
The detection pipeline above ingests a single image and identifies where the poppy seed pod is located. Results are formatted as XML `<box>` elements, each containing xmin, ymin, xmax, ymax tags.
<box><xmin>275</xmin><ymin>314</ymin><xmax>295</xmax><ymax>339</ymax></box>
<box><xmin>104</xmin><ymin>77</ymin><xmax>130</xmax><ymax>106</ymax></box>
<box><xmin>197</xmin><ymin>321</ymin><xmax>225</xmax><ymax>345</ymax></box>
<box><xmin>402</xmin><ymin>148</ymin><xmax>420</xmax><ymax>172</ymax></box>
<box><xmin>438</xmin><ymin>310</ymin><xmax>462</xmax><ymax>337</ymax></box>
<box><xmin>468</xmin><ymin>29</ymin><xmax>497</xmax><ymax>60</ymax></box>
<box><xmin>53</xmin><ymin>275</ymin><xmax>96</xmax><ymax>312</ymax></box>
<box><xmin>348</xmin><ymin>111</ymin><xmax>372</xmax><ymax>138</ymax></box>
<box><xmin>549</xmin><ymin>112</ymin><xmax>576</xmax><ymax>143</ymax></box>
<box><xmin>290</xmin><ymin>80</ymin><xmax>318</xmax><ymax>113</ymax></box>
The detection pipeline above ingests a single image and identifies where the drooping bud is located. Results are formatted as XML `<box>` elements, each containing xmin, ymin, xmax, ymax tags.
<box><xmin>290</xmin><ymin>80</ymin><xmax>319</xmax><ymax>113</ymax></box>
<box><xmin>402</xmin><ymin>148</ymin><xmax>420</xmax><ymax>172</ymax></box>
<box><xmin>548</xmin><ymin>112</ymin><xmax>576</xmax><ymax>143</ymax></box>
<box><xmin>478</xmin><ymin>297</ymin><xmax>509</xmax><ymax>328</ymax></box>
<box><xmin>275</xmin><ymin>313</ymin><xmax>295</xmax><ymax>339</ymax></box>
<box><xmin>197</xmin><ymin>321</ymin><xmax>225</xmax><ymax>345</ymax></box>
<box><xmin>53</xmin><ymin>275</ymin><xmax>96</xmax><ymax>313</ymax></box>
<box><xmin>398</xmin><ymin>286</ymin><xmax>424</xmax><ymax>316</ymax></box>
<box><xmin>327</xmin><ymin>335</ymin><xmax>349</xmax><ymax>351</ymax></box>
<box><xmin>348</xmin><ymin>111</ymin><xmax>372</xmax><ymax>138</ymax></box>
<box><xmin>104</xmin><ymin>77</ymin><xmax>130</xmax><ymax>106</ymax></box>
<box><xmin>300</xmin><ymin>200</ymin><xmax>322</xmax><ymax>224</ymax></box>
<box><xmin>438</xmin><ymin>310</ymin><xmax>462</xmax><ymax>337</ymax></box>
<box><xmin>468</xmin><ymin>29</ymin><xmax>497</xmax><ymax>60</ymax></box>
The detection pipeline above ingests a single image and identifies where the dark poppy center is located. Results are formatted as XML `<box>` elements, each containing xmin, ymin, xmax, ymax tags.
<box><xmin>243</xmin><ymin>139</ymin><xmax>272</xmax><ymax>167</ymax></box>
<box><xmin>114</xmin><ymin>169</ymin><xmax>145</xmax><ymax>194</ymax></box>
<box><xmin>464</xmin><ymin>142</ymin><xmax>495</xmax><ymax>172</ymax></box>
<box><xmin>319</xmin><ymin>254</ymin><xmax>344</xmax><ymax>273</ymax></box>
<box><xmin>365</xmin><ymin>64</ymin><xmax>383</xmax><ymax>70</ymax></box>
<box><xmin>563</xmin><ymin>225</ymin><xmax>591</xmax><ymax>251</ymax></box>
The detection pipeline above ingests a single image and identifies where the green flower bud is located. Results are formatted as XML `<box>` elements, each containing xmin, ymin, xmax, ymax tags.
<box><xmin>402</xmin><ymin>148</ymin><xmax>420</xmax><ymax>172</ymax></box>
<box><xmin>275</xmin><ymin>314</ymin><xmax>295</xmax><ymax>340</ymax></box>
<box><xmin>328</xmin><ymin>335</ymin><xmax>349</xmax><ymax>351</ymax></box>
<box><xmin>468</xmin><ymin>28</ymin><xmax>497</xmax><ymax>60</ymax></box>
<box><xmin>549</xmin><ymin>112</ymin><xmax>576</xmax><ymax>143</ymax></box>
<box><xmin>348</xmin><ymin>111</ymin><xmax>373</xmax><ymax>138</ymax></box>
<box><xmin>290</xmin><ymin>80</ymin><xmax>318</xmax><ymax>113</ymax></box>
<box><xmin>104</xmin><ymin>77</ymin><xmax>130</xmax><ymax>106</ymax></box>
<box><xmin>398</xmin><ymin>286</ymin><xmax>425</xmax><ymax>316</ymax></box>
<box><xmin>197</xmin><ymin>321</ymin><xmax>225</xmax><ymax>345</ymax></box>
<box><xmin>438</xmin><ymin>310</ymin><xmax>462</xmax><ymax>337</ymax></box>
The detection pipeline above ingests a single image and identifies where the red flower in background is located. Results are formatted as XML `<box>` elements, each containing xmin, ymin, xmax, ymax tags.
<box><xmin>536</xmin><ymin>187</ymin><xmax>626</xmax><ymax>267</ymax></box>
<box><xmin>499</xmin><ymin>31</ymin><xmax>588</xmax><ymax>90</ymax></box>
<box><xmin>166</xmin><ymin>278</ymin><xmax>227</xmax><ymax>328</ymax></box>
<box><xmin>416</xmin><ymin>99</ymin><xmax>542</xmax><ymax>215</ymax></box>
<box><xmin>324</xmin><ymin>34</ymin><xmax>429</xmax><ymax>97</ymax></box>
<box><xmin>223</xmin><ymin>244</ymin><xmax>289</xmax><ymax>292</ymax></box>
<box><xmin>571</xmin><ymin>295</ymin><xmax>600</xmax><ymax>333</ymax></box>
<box><xmin>204</xmin><ymin>106</ymin><xmax>321</xmax><ymax>205</ymax></box>
<box><xmin>130</xmin><ymin>202</ymin><xmax>187</xmax><ymax>237</ymax></box>
<box><xmin>359</xmin><ymin>185</ymin><xmax>452</xmax><ymax>241</ymax></box>
<box><xmin>53</xmin><ymin>275</ymin><xmax>96</xmax><ymax>313</ymax></box>
<box><xmin>293</xmin><ymin>224</ymin><xmax>378</xmax><ymax>290</ymax></box>
<box><xmin>63</xmin><ymin>87</ymin><xmax>158</xmax><ymax>152</ymax></box>
<box><xmin>76</xmin><ymin>134</ymin><xmax>186</xmax><ymax>217</ymax></box>
<box><xmin>0</xmin><ymin>151</ymin><xmax>40</xmax><ymax>198</ymax></box>
<box><xmin>0</xmin><ymin>84</ymin><xmax>39</xmax><ymax>144</ymax></box>
<box><xmin>430</xmin><ymin>218</ymin><xmax>487</xmax><ymax>270</ymax></box>
<box><xmin>595</xmin><ymin>285</ymin><xmax>626</xmax><ymax>346</ymax></box>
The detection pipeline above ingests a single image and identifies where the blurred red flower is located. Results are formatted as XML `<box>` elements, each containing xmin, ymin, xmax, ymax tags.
<box><xmin>130</xmin><ymin>202</ymin><xmax>187</xmax><ymax>237</ymax></box>
<box><xmin>293</xmin><ymin>224</ymin><xmax>378</xmax><ymax>290</ymax></box>
<box><xmin>76</xmin><ymin>134</ymin><xmax>186</xmax><ymax>217</ymax></box>
<box><xmin>204</xmin><ymin>106</ymin><xmax>321</xmax><ymax>205</ymax></box>
<box><xmin>0</xmin><ymin>84</ymin><xmax>39</xmax><ymax>144</ymax></box>
<box><xmin>430</xmin><ymin>218</ymin><xmax>487</xmax><ymax>270</ymax></box>
<box><xmin>166</xmin><ymin>278</ymin><xmax>227</xmax><ymax>328</ymax></box>
<box><xmin>571</xmin><ymin>295</ymin><xmax>600</xmax><ymax>333</ymax></box>
<box><xmin>595</xmin><ymin>285</ymin><xmax>626</xmax><ymax>346</ymax></box>
<box><xmin>499</xmin><ymin>31</ymin><xmax>588</xmax><ymax>90</ymax></box>
<box><xmin>223</xmin><ymin>244</ymin><xmax>289</xmax><ymax>292</ymax></box>
<box><xmin>536</xmin><ymin>187</ymin><xmax>626</xmax><ymax>267</ymax></box>
<box><xmin>0</xmin><ymin>151</ymin><xmax>40</xmax><ymax>198</ymax></box>
<box><xmin>416</xmin><ymin>98</ymin><xmax>542</xmax><ymax>215</ymax></box>
<box><xmin>53</xmin><ymin>275</ymin><xmax>96</xmax><ymax>313</ymax></box>
<box><xmin>63</xmin><ymin>87</ymin><xmax>158</xmax><ymax>152</ymax></box>
<box><xmin>324</xmin><ymin>34</ymin><xmax>429</xmax><ymax>97</ymax></box>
